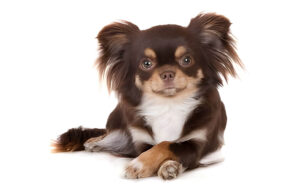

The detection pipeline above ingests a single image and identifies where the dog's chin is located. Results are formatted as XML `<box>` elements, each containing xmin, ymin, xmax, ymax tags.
<box><xmin>153</xmin><ymin>87</ymin><xmax>185</xmax><ymax>97</ymax></box>
<box><xmin>161</xmin><ymin>88</ymin><xmax>178</xmax><ymax>96</ymax></box>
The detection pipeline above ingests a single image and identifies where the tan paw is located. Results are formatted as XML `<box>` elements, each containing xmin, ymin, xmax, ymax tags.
<box><xmin>124</xmin><ymin>158</ymin><xmax>155</xmax><ymax>179</ymax></box>
<box><xmin>158</xmin><ymin>160</ymin><xmax>183</xmax><ymax>180</ymax></box>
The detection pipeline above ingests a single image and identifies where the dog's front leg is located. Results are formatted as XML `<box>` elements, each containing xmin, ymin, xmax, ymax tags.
<box><xmin>124</xmin><ymin>141</ymin><xmax>177</xmax><ymax>179</ymax></box>
<box><xmin>124</xmin><ymin>140</ymin><xmax>204</xmax><ymax>180</ymax></box>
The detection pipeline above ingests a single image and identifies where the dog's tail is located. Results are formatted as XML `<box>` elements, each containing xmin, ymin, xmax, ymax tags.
<box><xmin>51</xmin><ymin>126</ymin><xmax>106</xmax><ymax>153</ymax></box>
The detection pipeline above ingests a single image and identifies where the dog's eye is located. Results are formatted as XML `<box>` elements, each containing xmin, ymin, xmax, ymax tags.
<box><xmin>179</xmin><ymin>55</ymin><xmax>193</xmax><ymax>67</ymax></box>
<box><xmin>140</xmin><ymin>59</ymin><xmax>154</xmax><ymax>70</ymax></box>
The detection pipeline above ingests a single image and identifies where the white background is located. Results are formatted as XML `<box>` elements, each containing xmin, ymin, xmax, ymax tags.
<box><xmin>1</xmin><ymin>0</ymin><xmax>299</xmax><ymax>192</ymax></box>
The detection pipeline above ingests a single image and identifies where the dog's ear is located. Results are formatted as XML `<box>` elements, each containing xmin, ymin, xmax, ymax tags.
<box><xmin>96</xmin><ymin>21</ymin><xmax>139</xmax><ymax>91</ymax></box>
<box><xmin>188</xmin><ymin>13</ymin><xmax>242</xmax><ymax>83</ymax></box>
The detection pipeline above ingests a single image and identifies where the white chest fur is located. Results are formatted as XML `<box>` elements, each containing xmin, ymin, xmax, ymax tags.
<box><xmin>137</xmin><ymin>93</ymin><xmax>200</xmax><ymax>144</ymax></box>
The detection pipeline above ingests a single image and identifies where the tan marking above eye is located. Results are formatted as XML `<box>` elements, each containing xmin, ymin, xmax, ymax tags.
<box><xmin>144</xmin><ymin>48</ymin><xmax>156</xmax><ymax>59</ymax></box>
<box><xmin>175</xmin><ymin>46</ymin><xmax>187</xmax><ymax>58</ymax></box>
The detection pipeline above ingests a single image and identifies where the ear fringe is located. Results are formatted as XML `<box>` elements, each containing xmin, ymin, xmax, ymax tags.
<box><xmin>96</xmin><ymin>56</ymin><xmax>124</xmax><ymax>93</ymax></box>
<box><xmin>95</xmin><ymin>21</ymin><xmax>139</xmax><ymax>92</ymax></box>
<box><xmin>188</xmin><ymin>13</ymin><xmax>243</xmax><ymax>84</ymax></box>
<box><xmin>211</xmin><ymin>32</ymin><xmax>243</xmax><ymax>82</ymax></box>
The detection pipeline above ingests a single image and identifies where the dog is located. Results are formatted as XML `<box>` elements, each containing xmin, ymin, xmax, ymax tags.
<box><xmin>52</xmin><ymin>12</ymin><xmax>242</xmax><ymax>180</ymax></box>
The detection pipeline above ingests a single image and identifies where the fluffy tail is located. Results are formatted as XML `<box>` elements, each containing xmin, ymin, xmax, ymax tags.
<box><xmin>51</xmin><ymin>126</ymin><xmax>106</xmax><ymax>153</ymax></box>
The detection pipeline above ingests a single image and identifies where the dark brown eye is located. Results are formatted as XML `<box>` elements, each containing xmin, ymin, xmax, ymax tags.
<box><xmin>140</xmin><ymin>58</ymin><xmax>154</xmax><ymax>70</ymax></box>
<box><xmin>180</xmin><ymin>55</ymin><xmax>193</xmax><ymax>66</ymax></box>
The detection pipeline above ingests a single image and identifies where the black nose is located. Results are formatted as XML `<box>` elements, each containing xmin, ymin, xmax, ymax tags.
<box><xmin>160</xmin><ymin>71</ymin><xmax>175</xmax><ymax>82</ymax></box>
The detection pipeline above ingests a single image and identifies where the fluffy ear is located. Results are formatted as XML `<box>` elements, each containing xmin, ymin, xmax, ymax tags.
<box><xmin>188</xmin><ymin>13</ymin><xmax>242</xmax><ymax>83</ymax></box>
<box><xmin>96</xmin><ymin>21</ymin><xmax>139</xmax><ymax>91</ymax></box>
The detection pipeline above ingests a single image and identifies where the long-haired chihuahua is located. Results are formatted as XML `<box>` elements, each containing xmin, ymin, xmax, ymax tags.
<box><xmin>52</xmin><ymin>12</ymin><xmax>242</xmax><ymax>180</ymax></box>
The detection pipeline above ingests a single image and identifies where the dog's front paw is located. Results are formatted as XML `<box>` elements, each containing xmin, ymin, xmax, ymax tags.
<box><xmin>157</xmin><ymin>160</ymin><xmax>183</xmax><ymax>180</ymax></box>
<box><xmin>124</xmin><ymin>158</ymin><xmax>154</xmax><ymax>179</ymax></box>
<box><xmin>83</xmin><ymin>136</ymin><xmax>105</xmax><ymax>152</ymax></box>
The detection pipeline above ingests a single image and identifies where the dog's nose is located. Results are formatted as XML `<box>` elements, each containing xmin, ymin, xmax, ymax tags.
<box><xmin>160</xmin><ymin>71</ymin><xmax>175</xmax><ymax>82</ymax></box>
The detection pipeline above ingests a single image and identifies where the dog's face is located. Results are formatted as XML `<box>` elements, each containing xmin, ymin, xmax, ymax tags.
<box><xmin>97</xmin><ymin>13</ymin><xmax>241</xmax><ymax>104</ymax></box>
<box><xmin>133</xmin><ymin>26</ymin><xmax>205</xmax><ymax>97</ymax></box>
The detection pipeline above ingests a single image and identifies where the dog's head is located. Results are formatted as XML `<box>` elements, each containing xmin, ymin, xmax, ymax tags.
<box><xmin>96</xmin><ymin>13</ymin><xmax>241</xmax><ymax>105</ymax></box>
